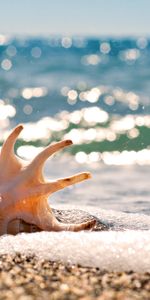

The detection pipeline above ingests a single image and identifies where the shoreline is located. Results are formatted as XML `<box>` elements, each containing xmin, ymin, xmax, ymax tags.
<box><xmin>0</xmin><ymin>254</ymin><xmax>150</xmax><ymax>300</ymax></box>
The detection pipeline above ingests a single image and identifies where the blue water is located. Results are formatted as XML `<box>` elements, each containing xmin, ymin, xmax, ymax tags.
<box><xmin>0</xmin><ymin>36</ymin><xmax>150</xmax><ymax>120</ymax></box>
<box><xmin>0</xmin><ymin>36</ymin><xmax>150</xmax><ymax>159</ymax></box>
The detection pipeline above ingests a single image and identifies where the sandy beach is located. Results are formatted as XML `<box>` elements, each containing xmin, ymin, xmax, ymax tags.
<box><xmin>0</xmin><ymin>254</ymin><xmax>149</xmax><ymax>300</ymax></box>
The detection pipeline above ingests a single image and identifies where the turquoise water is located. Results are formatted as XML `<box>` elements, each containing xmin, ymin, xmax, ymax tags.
<box><xmin>0</xmin><ymin>35</ymin><xmax>150</xmax><ymax>162</ymax></box>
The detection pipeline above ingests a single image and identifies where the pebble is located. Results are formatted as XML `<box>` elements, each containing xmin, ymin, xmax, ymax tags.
<box><xmin>0</xmin><ymin>254</ymin><xmax>149</xmax><ymax>299</ymax></box>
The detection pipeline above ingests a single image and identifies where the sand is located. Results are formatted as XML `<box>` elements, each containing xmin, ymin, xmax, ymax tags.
<box><xmin>0</xmin><ymin>254</ymin><xmax>149</xmax><ymax>300</ymax></box>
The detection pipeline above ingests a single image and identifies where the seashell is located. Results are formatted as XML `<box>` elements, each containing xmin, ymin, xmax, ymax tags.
<box><xmin>0</xmin><ymin>125</ymin><xmax>96</xmax><ymax>235</ymax></box>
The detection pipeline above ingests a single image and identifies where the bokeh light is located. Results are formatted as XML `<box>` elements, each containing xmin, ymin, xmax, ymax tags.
<box><xmin>0</xmin><ymin>36</ymin><xmax>150</xmax><ymax>167</ymax></box>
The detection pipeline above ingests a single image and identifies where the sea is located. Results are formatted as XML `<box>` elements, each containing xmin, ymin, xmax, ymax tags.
<box><xmin>0</xmin><ymin>35</ymin><xmax>150</xmax><ymax>272</ymax></box>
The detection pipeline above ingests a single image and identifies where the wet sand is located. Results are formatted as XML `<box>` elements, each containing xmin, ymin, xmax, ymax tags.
<box><xmin>0</xmin><ymin>254</ymin><xmax>150</xmax><ymax>300</ymax></box>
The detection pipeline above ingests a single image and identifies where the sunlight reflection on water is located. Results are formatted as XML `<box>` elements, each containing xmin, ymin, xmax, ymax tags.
<box><xmin>0</xmin><ymin>35</ymin><xmax>150</xmax><ymax>168</ymax></box>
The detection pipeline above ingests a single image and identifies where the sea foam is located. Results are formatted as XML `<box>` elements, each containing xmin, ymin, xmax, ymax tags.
<box><xmin>0</xmin><ymin>207</ymin><xmax>150</xmax><ymax>272</ymax></box>
<box><xmin>0</xmin><ymin>230</ymin><xmax>150</xmax><ymax>272</ymax></box>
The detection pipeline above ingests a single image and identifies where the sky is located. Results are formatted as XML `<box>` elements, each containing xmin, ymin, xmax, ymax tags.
<box><xmin>0</xmin><ymin>0</ymin><xmax>150</xmax><ymax>37</ymax></box>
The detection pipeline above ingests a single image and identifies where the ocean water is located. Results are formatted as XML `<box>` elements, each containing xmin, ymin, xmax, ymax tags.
<box><xmin>0</xmin><ymin>35</ymin><xmax>150</xmax><ymax>271</ymax></box>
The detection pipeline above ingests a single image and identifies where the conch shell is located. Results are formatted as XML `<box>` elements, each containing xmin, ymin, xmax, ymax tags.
<box><xmin>0</xmin><ymin>125</ymin><xmax>96</xmax><ymax>235</ymax></box>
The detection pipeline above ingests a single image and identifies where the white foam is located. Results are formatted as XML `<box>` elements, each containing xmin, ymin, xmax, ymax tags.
<box><xmin>1</xmin><ymin>206</ymin><xmax>150</xmax><ymax>272</ymax></box>
<box><xmin>0</xmin><ymin>230</ymin><xmax>150</xmax><ymax>272</ymax></box>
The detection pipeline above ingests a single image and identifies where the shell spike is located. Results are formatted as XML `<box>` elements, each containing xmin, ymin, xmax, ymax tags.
<box><xmin>55</xmin><ymin>219</ymin><xmax>96</xmax><ymax>232</ymax></box>
<box><xmin>51</xmin><ymin>172</ymin><xmax>91</xmax><ymax>193</ymax></box>
<box><xmin>32</xmin><ymin>172</ymin><xmax>92</xmax><ymax>196</ymax></box>
<box><xmin>0</xmin><ymin>125</ymin><xmax>23</xmax><ymax>181</ymax></box>
<box><xmin>0</xmin><ymin>124</ymin><xmax>23</xmax><ymax>160</ymax></box>
<box><xmin>26</xmin><ymin>140</ymin><xmax>73</xmax><ymax>179</ymax></box>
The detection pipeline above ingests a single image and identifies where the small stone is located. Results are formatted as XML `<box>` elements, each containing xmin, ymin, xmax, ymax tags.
<box><xmin>60</xmin><ymin>283</ymin><xmax>70</xmax><ymax>292</ymax></box>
